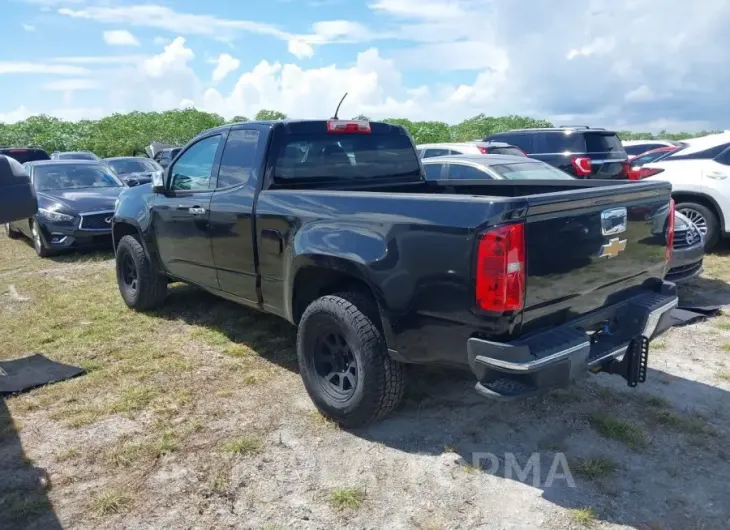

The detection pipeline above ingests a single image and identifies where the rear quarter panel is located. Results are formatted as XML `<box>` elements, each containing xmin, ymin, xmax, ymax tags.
<box><xmin>254</xmin><ymin>189</ymin><xmax>527</xmax><ymax>364</ymax></box>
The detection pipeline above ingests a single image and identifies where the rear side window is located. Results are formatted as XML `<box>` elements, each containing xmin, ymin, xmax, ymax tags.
<box><xmin>422</xmin><ymin>148</ymin><xmax>451</xmax><ymax>158</ymax></box>
<box><xmin>668</xmin><ymin>142</ymin><xmax>730</xmax><ymax>162</ymax></box>
<box><xmin>715</xmin><ymin>146</ymin><xmax>730</xmax><ymax>166</ymax></box>
<box><xmin>490</xmin><ymin>161</ymin><xmax>575</xmax><ymax>180</ymax></box>
<box><xmin>217</xmin><ymin>129</ymin><xmax>261</xmax><ymax>188</ymax></box>
<box><xmin>447</xmin><ymin>163</ymin><xmax>491</xmax><ymax>180</ymax></box>
<box><xmin>423</xmin><ymin>163</ymin><xmax>445</xmax><ymax>180</ymax></box>
<box><xmin>273</xmin><ymin>133</ymin><xmax>421</xmax><ymax>182</ymax></box>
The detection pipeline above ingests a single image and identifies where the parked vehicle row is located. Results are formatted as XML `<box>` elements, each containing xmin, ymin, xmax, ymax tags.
<box><xmin>5</xmin><ymin>160</ymin><xmax>125</xmax><ymax>257</ymax></box>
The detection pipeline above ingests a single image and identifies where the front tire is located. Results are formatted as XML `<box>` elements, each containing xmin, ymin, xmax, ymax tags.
<box><xmin>30</xmin><ymin>221</ymin><xmax>52</xmax><ymax>258</ymax></box>
<box><xmin>115</xmin><ymin>235</ymin><xmax>167</xmax><ymax>310</ymax></box>
<box><xmin>676</xmin><ymin>201</ymin><xmax>719</xmax><ymax>251</ymax></box>
<box><xmin>4</xmin><ymin>223</ymin><xmax>20</xmax><ymax>240</ymax></box>
<box><xmin>297</xmin><ymin>293</ymin><xmax>406</xmax><ymax>428</ymax></box>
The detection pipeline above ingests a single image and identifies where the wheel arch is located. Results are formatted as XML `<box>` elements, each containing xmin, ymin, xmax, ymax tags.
<box><xmin>672</xmin><ymin>191</ymin><xmax>726</xmax><ymax>233</ymax></box>
<box><xmin>290</xmin><ymin>262</ymin><xmax>399</xmax><ymax>358</ymax></box>
<box><xmin>112</xmin><ymin>219</ymin><xmax>165</xmax><ymax>273</ymax></box>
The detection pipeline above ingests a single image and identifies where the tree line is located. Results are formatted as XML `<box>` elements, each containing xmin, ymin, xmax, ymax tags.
<box><xmin>0</xmin><ymin>108</ymin><xmax>719</xmax><ymax>158</ymax></box>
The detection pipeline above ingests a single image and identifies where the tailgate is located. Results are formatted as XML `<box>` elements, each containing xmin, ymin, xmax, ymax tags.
<box><xmin>519</xmin><ymin>181</ymin><xmax>672</xmax><ymax>335</ymax></box>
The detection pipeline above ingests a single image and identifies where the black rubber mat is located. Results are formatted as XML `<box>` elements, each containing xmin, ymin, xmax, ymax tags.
<box><xmin>0</xmin><ymin>354</ymin><xmax>84</xmax><ymax>395</ymax></box>
<box><xmin>669</xmin><ymin>305</ymin><xmax>721</xmax><ymax>328</ymax></box>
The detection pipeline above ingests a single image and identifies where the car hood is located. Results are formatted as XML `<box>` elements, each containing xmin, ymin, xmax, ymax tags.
<box><xmin>37</xmin><ymin>187</ymin><xmax>124</xmax><ymax>213</ymax></box>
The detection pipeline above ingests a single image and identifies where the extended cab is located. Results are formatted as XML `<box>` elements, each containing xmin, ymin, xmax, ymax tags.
<box><xmin>113</xmin><ymin>120</ymin><xmax>678</xmax><ymax>427</ymax></box>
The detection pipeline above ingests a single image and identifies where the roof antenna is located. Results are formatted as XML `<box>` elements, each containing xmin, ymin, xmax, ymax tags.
<box><xmin>331</xmin><ymin>92</ymin><xmax>348</xmax><ymax>120</ymax></box>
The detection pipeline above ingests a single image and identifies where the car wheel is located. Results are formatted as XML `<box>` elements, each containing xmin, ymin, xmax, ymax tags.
<box><xmin>30</xmin><ymin>221</ymin><xmax>53</xmax><ymax>258</ymax></box>
<box><xmin>297</xmin><ymin>292</ymin><xmax>406</xmax><ymax>428</ymax></box>
<box><xmin>115</xmin><ymin>234</ymin><xmax>167</xmax><ymax>311</ymax></box>
<box><xmin>4</xmin><ymin>223</ymin><xmax>20</xmax><ymax>240</ymax></box>
<box><xmin>676</xmin><ymin>201</ymin><xmax>719</xmax><ymax>251</ymax></box>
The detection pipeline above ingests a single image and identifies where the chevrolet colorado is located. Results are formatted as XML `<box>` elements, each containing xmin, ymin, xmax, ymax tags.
<box><xmin>112</xmin><ymin>119</ymin><xmax>678</xmax><ymax>427</ymax></box>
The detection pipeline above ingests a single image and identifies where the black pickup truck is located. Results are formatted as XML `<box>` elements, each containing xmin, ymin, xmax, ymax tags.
<box><xmin>112</xmin><ymin>119</ymin><xmax>678</xmax><ymax>427</ymax></box>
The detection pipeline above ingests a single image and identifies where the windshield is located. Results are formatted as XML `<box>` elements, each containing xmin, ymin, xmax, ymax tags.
<box><xmin>490</xmin><ymin>161</ymin><xmax>576</xmax><ymax>180</ymax></box>
<box><xmin>273</xmin><ymin>133</ymin><xmax>421</xmax><ymax>182</ymax></box>
<box><xmin>107</xmin><ymin>158</ymin><xmax>160</xmax><ymax>174</ymax></box>
<box><xmin>58</xmin><ymin>152</ymin><xmax>98</xmax><ymax>161</ymax></box>
<box><xmin>33</xmin><ymin>164</ymin><xmax>122</xmax><ymax>191</ymax></box>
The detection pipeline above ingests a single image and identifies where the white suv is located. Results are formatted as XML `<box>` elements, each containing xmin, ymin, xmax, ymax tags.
<box><xmin>642</xmin><ymin>131</ymin><xmax>730</xmax><ymax>250</ymax></box>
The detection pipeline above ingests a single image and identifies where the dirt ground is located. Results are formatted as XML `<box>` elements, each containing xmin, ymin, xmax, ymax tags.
<box><xmin>1</xmin><ymin>233</ymin><xmax>729</xmax><ymax>530</ymax></box>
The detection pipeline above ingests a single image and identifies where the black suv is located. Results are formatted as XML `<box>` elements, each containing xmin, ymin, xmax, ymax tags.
<box><xmin>0</xmin><ymin>147</ymin><xmax>50</xmax><ymax>164</ymax></box>
<box><xmin>484</xmin><ymin>126</ymin><xmax>630</xmax><ymax>179</ymax></box>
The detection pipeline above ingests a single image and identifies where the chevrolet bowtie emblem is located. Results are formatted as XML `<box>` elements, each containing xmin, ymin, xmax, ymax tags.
<box><xmin>599</xmin><ymin>237</ymin><xmax>627</xmax><ymax>258</ymax></box>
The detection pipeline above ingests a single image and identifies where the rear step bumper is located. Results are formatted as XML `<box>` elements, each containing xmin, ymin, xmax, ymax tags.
<box><xmin>467</xmin><ymin>282</ymin><xmax>678</xmax><ymax>400</ymax></box>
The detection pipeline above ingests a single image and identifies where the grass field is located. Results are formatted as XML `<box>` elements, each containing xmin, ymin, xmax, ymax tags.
<box><xmin>2</xmin><ymin>234</ymin><xmax>730</xmax><ymax>529</ymax></box>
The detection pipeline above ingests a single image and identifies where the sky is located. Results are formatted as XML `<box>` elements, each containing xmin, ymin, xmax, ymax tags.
<box><xmin>1</xmin><ymin>0</ymin><xmax>729</xmax><ymax>132</ymax></box>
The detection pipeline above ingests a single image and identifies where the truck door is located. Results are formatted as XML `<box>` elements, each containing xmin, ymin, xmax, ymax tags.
<box><xmin>209</xmin><ymin>125</ymin><xmax>270</xmax><ymax>305</ymax></box>
<box><xmin>151</xmin><ymin>133</ymin><xmax>223</xmax><ymax>288</ymax></box>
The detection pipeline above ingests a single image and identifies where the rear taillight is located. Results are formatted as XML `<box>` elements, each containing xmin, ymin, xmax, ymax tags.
<box><xmin>637</xmin><ymin>167</ymin><xmax>664</xmax><ymax>179</ymax></box>
<box><xmin>476</xmin><ymin>223</ymin><xmax>526</xmax><ymax>313</ymax></box>
<box><xmin>571</xmin><ymin>156</ymin><xmax>592</xmax><ymax>177</ymax></box>
<box><xmin>326</xmin><ymin>120</ymin><xmax>371</xmax><ymax>134</ymax></box>
<box><xmin>622</xmin><ymin>161</ymin><xmax>632</xmax><ymax>179</ymax></box>
<box><xmin>477</xmin><ymin>146</ymin><xmax>489</xmax><ymax>154</ymax></box>
<box><xmin>665</xmin><ymin>198</ymin><xmax>675</xmax><ymax>264</ymax></box>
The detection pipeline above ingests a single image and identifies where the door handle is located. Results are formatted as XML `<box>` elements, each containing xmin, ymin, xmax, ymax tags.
<box><xmin>188</xmin><ymin>207</ymin><xmax>206</xmax><ymax>215</ymax></box>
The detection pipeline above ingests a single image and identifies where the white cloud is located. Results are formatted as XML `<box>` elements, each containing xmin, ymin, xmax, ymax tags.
<box><xmin>141</xmin><ymin>37</ymin><xmax>194</xmax><ymax>78</ymax></box>
<box><xmin>566</xmin><ymin>37</ymin><xmax>616</xmax><ymax>60</ymax></box>
<box><xmin>0</xmin><ymin>62</ymin><xmax>89</xmax><ymax>75</ymax></box>
<box><xmin>59</xmin><ymin>5</ymin><xmax>296</xmax><ymax>41</ymax></box>
<box><xmin>42</xmin><ymin>79</ymin><xmax>102</xmax><ymax>91</ymax></box>
<box><xmin>288</xmin><ymin>39</ymin><xmax>314</xmax><ymax>59</ymax></box>
<box><xmin>51</xmin><ymin>55</ymin><xmax>144</xmax><ymax>64</ymax></box>
<box><xmin>209</xmin><ymin>53</ymin><xmax>240</xmax><ymax>82</ymax></box>
<box><xmin>0</xmin><ymin>105</ymin><xmax>33</xmax><ymax>124</ymax></box>
<box><xmin>7</xmin><ymin>0</ymin><xmax>730</xmax><ymax>132</ymax></box>
<box><xmin>22</xmin><ymin>23</ymin><xmax>36</xmax><ymax>32</ymax></box>
<box><xmin>625</xmin><ymin>85</ymin><xmax>656</xmax><ymax>103</ymax></box>
<box><xmin>103</xmin><ymin>30</ymin><xmax>140</xmax><ymax>46</ymax></box>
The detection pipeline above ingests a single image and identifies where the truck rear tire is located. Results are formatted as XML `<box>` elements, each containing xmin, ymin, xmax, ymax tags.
<box><xmin>115</xmin><ymin>234</ymin><xmax>167</xmax><ymax>311</ymax></box>
<box><xmin>297</xmin><ymin>293</ymin><xmax>405</xmax><ymax>428</ymax></box>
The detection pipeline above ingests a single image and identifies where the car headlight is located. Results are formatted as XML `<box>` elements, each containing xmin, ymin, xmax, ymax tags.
<box><xmin>38</xmin><ymin>208</ymin><xmax>74</xmax><ymax>223</ymax></box>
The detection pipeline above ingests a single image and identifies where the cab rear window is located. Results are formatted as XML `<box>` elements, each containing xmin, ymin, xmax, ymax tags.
<box><xmin>272</xmin><ymin>133</ymin><xmax>421</xmax><ymax>182</ymax></box>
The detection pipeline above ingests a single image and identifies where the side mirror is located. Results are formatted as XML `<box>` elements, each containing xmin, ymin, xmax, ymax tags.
<box><xmin>0</xmin><ymin>155</ymin><xmax>38</xmax><ymax>224</ymax></box>
<box><xmin>125</xmin><ymin>178</ymin><xmax>139</xmax><ymax>188</ymax></box>
<box><xmin>151</xmin><ymin>170</ymin><xmax>166</xmax><ymax>193</ymax></box>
